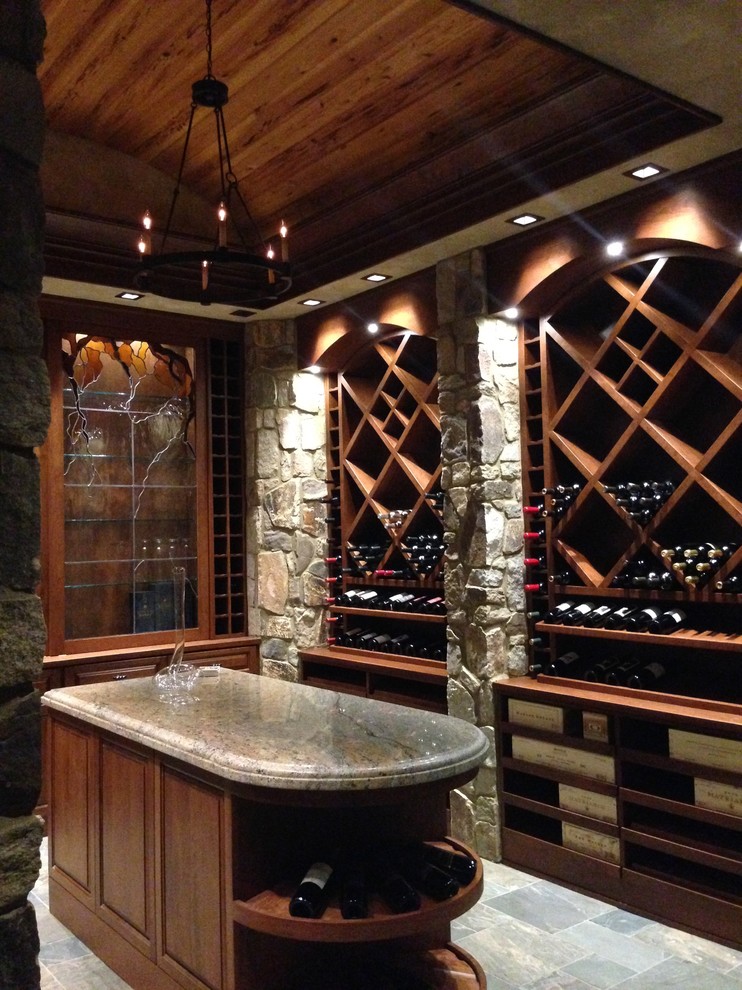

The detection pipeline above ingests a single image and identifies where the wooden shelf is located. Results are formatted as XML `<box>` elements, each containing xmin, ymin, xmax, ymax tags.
<box><xmin>534</xmin><ymin>621</ymin><xmax>742</xmax><ymax>652</ymax></box>
<box><xmin>233</xmin><ymin>838</ymin><xmax>482</xmax><ymax>943</ymax></box>
<box><xmin>330</xmin><ymin>605</ymin><xmax>446</xmax><ymax>623</ymax></box>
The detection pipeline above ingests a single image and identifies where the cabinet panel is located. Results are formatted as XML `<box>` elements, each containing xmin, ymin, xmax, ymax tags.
<box><xmin>49</xmin><ymin>719</ymin><xmax>93</xmax><ymax>899</ymax></box>
<box><xmin>495</xmin><ymin>678</ymin><xmax>742</xmax><ymax>949</ymax></box>
<box><xmin>159</xmin><ymin>766</ymin><xmax>225</xmax><ymax>990</ymax></box>
<box><xmin>99</xmin><ymin>739</ymin><xmax>154</xmax><ymax>955</ymax></box>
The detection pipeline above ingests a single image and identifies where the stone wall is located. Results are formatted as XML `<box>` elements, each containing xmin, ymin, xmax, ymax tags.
<box><xmin>436</xmin><ymin>251</ymin><xmax>526</xmax><ymax>862</ymax></box>
<box><xmin>0</xmin><ymin>3</ymin><xmax>49</xmax><ymax>988</ymax></box>
<box><xmin>244</xmin><ymin>320</ymin><xmax>328</xmax><ymax>677</ymax></box>
<box><xmin>243</xmin><ymin>259</ymin><xmax>524</xmax><ymax>861</ymax></box>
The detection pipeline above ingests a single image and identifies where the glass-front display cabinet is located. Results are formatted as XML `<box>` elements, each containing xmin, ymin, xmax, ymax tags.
<box><xmin>40</xmin><ymin>301</ymin><xmax>246</xmax><ymax>656</ymax></box>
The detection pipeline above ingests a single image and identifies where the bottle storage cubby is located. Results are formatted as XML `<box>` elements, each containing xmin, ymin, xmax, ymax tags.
<box><xmin>300</xmin><ymin>331</ymin><xmax>447</xmax><ymax>711</ymax></box>
<box><xmin>495</xmin><ymin>677</ymin><xmax>742</xmax><ymax>948</ymax></box>
<box><xmin>520</xmin><ymin>252</ymin><xmax>742</xmax><ymax>698</ymax></box>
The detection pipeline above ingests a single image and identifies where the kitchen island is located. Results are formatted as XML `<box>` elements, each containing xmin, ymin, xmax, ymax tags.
<box><xmin>43</xmin><ymin>669</ymin><xmax>489</xmax><ymax>989</ymax></box>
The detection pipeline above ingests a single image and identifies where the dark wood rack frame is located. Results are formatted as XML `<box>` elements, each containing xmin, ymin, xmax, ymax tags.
<box><xmin>520</xmin><ymin>250</ymin><xmax>741</xmax><ymax>699</ymax></box>
<box><xmin>300</xmin><ymin>330</ymin><xmax>447</xmax><ymax>711</ymax></box>
<box><xmin>515</xmin><ymin>248</ymin><xmax>741</xmax><ymax>949</ymax></box>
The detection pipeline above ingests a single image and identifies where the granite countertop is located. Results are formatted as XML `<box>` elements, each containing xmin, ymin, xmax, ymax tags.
<box><xmin>42</xmin><ymin>670</ymin><xmax>488</xmax><ymax>791</ymax></box>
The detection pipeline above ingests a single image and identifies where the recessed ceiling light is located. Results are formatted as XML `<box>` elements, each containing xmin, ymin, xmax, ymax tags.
<box><xmin>507</xmin><ymin>213</ymin><xmax>544</xmax><ymax>227</ymax></box>
<box><xmin>606</xmin><ymin>241</ymin><xmax>624</xmax><ymax>257</ymax></box>
<box><xmin>367</xmin><ymin>322</ymin><xmax>379</xmax><ymax>333</ymax></box>
<box><xmin>625</xmin><ymin>163</ymin><xmax>666</xmax><ymax>181</ymax></box>
<box><xmin>116</xmin><ymin>291</ymin><xmax>143</xmax><ymax>301</ymax></box>
<box><xmin>363</xmin><ymin>273</ymin><xmax>390</xmax><ymax>282</ymax></box>
<box><xmin>301</xmin><ymin>298</ymin><xmax>323</xmax><ymax>307</ymax></box>
<box><xmin>503</xmin><ymin>307</ymin><xmax>519</xmax><ymax>320</ymax></box>
<box><xmin>307</xmin><ymin>365</ymin><xmax>322</xmax><ymax>374</ymax></box>
<box><xmin>230</xmin><ymin>308</ymin><xmax>255</xmax><ymax>317</ymax></box>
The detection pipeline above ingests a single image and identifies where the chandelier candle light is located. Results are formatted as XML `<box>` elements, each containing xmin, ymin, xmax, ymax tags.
<box><xmin>135</xmin><ymin>0</ymin><xmax>291</xmax><ymax>306</ymax></box>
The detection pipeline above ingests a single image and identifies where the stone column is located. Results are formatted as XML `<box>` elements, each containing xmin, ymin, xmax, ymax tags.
<box><xmin>244</xmin><ymin>320</ymin><xmax>328</xmax><ymax>678</ymax></box>
<box><xmin>437</xmin><ymin>251</ymin><xmax>526</xmax><ymax>861</ymax></box>
<box><xmin>0</xmin><ymin>3</ymin><xmax>49</xmax><ymax>988</ymax></box>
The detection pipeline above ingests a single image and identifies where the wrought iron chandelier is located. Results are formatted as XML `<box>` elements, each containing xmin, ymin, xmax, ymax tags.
<box><xmin>134</xmin><ymin>0</ymin><xmax>291</xmax><ymax>307</ymax></box>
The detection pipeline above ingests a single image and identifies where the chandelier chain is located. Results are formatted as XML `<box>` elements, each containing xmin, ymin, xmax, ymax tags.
<box><xmin>205</xmin><ymin>0</ymin><xmax>213</xmax><ymax>78</ymax></box>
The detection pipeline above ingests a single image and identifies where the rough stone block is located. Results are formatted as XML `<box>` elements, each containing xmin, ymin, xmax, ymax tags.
<box><xmin>0</xmin><ymin>352</ymin><xmax>49</xmax><ymax>446</ymax></box>
<box><xmin>0</xmin><ymin>60</ymin><xmax>44</xmax><ymax>166</ymax></box>
<box><xmin>0</xmin><ymin>691</ymin><xmax>40</xmax><ymax>817</ymax></box>
<box><xmin>0</xmin><ymin>901</ymin><xmax>40</xmax><ymax>990</ymax></box>
<box><xmin>0</xmin><ymin>450</ymin><xmax>40</xmax><ymax>590</ymax></box>
<box><xmin>0</xmin><ymin>815</ymin><xmax>42</xmax><ymax>911</ymax></box>
<box><xmin>0</xmin><ymin>159</ymin><xmax>44</xmax><ymax>293</ymax></box>
<box><xmin>257</xmin><ymin>551</ymin><xmax>288</xmax><ymax>615</ymax></box>
<box><xmin>0</xmin><ymin>292</ymin><xmax>43</xmax><ymax>352</ymax></box>
<box><xmin>0</xmin><ymin>590</ymin><xmax>45</xmax><ymax>687</ymax></box>
<box><xmin>264</xmin><ymin>479</ymin><xmax>300</xmax><ymax>530</ymax></box>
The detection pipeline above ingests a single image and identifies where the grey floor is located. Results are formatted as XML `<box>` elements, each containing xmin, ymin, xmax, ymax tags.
<box><xmin>33</xmin><ymin>839</ymin><xmax>742</xmax><ymax>990</ymax></box>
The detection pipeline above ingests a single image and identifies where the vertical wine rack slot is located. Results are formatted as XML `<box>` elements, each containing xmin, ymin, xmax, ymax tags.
<box><xmin>210</xmin><ymin>338</ymin><xmax>246</xmax><ymax>636</ymax></box>
<box><xmin>324</xmin><ymin>376</ymin><xmax>342</xmax><ymax>644</ymax></box>
<box><xmin>519</xmin><ymin>318</ymin><xmax>550</xmax><ymax>672</ymax></box>
<box><xmin>518</xmin><ymin>252</ymin><xmax>742</xmax><ymax>701</ymax></box>
<box><xmin>300</xmin><ymin>332</ymin><xmax>447</xmax><ymax>711</ymax></box>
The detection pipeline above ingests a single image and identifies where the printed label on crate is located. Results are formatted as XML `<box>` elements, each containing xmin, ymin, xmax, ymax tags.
<box><xmin>562</xmin><ymin>822</ymin><xmax>620</xmax><ymax>864</ymax></box>
<box><xmin>508</xmin><ymin>698</ymin><xmax>566</xmax><ymax>733</ymax></box>
<box><xmin>558</xmin><ymin>784</ymin><xmax>617</xmax><ymax>823</ymax></box>
<box><xmin>582</xmin><ymin>711</ymin><xmax>610</xmax><ymax>743</ymax></box>
<box><xmin>511</xmin><ymin>734</ymin><xmax>615</xmax><ymax>783</ymax></box>
<box><xmin>669</xmin><ymin>729</ymin><xmax>742</xmax><ymax>772</ymax></box>
<box><xmin>694</xmin><ymin>777</ymin><xmax>742</xmax><ymax>817</ymax></box>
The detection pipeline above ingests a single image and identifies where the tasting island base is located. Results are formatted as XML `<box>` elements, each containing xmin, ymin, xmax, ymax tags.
<box><xmin>45</xmin><ymin>672</ymin><xmax>489</xmax><ymax>990</ymax></box>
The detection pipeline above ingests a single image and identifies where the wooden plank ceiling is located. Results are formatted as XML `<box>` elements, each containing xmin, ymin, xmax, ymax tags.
<box><xmin>39</xmin><ymin>0</ymin><xmax>717</xmax><ymax>305</ymax></box>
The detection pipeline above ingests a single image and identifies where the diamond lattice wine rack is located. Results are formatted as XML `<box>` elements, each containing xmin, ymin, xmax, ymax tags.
<box><xmin>300</xmin><ymin>331</ymin><xmax>447</xmax><ymax>711</ymax></box>
<box><xmin>521</xmin><ymin>252</ymin><xmax>742</xmax><ymax>704</ymax></box>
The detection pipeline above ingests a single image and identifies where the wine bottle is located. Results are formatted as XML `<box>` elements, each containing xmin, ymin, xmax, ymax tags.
<box><xmin>582</xmin><ymin>604</ymin><xmax>614</xmax><ymax>628</ymax></box>
<box><xmin>549</xmin><ymin>571</ymin><xmax>572</xmax><ymax>585</ymax></box>
<box><xmin>649</xmin><ymin>608</ymin><xmax>686</xmax><ymax>633</ymax></box>
<box><xmin>583</xmin><ymin>657</ymin><xmax>621</xmax><ymax>683</ymax></box>
<box><xmin>417</xmin><ymin>843</ymin><xmax>477</xmax><ymax>884</ymax></box>
<box><xmin>289</xmin><ymin>861</ymin><xmax>333</xmax><ymax>918</ymax></box>
<box><xmin>602</xmin><ymin>605</ymin><xmax>638</xmax><ymax>630</ymax></box>
<box><xmin>624</xmin><ymin>607</ymin><xmax>663</xmax><ymax>632</ymax></box>
<box><xmin>605</xmin><ymin>658</ymin><xmax>640</xmax><ymax>685</ymax></box>
<box><xmin>523</xmin><ymin>528</ymin><xmax>547</xmax><ymax>542</ymax></box>
<box><xmin>374</xmin><ymin>857</ymin><xmax>421</xmax><ymax>913</ymax></box>
<box><xmin>716</xmin><ymin>575</ymin><xmax>740</xmax><ymax>592</ymax></box>
<box><xmin>525</xmin><ymin>609</ymin><xmax>542</xmax><ymax>620</ymax></box>
<box><xmin>546</xmin><ymin>650</ymin><xmax>581</xmax><ymax>677</ymax></box>
<box><xmin>320</xmin><ymin>494</ymin><xmax>339</xmax><ymax>505</ymax></box>
<box><xmin>523</xmin><ymin>582</ymin><xmax>546</xmax><ymax>593</ymax></box>
<box><xmin>339</xmin><ymin>862</ymin><xmax>368</xmax><ymax>919</ymax></box>
<box><xmin>544</xmin><ymin>600</ymin><xmax>575</xmax><ymax>623</ymax></box>
<box><xmin>627</xmin><ymin>661</ymin><xmax>666</xmax><ymax>689</ymax></box>
<box><xmin>401</xmin><ymin>859</ymin><xmax>459</xmax><ymax>901</ymax></box>
<box><xmin>524</xmin><ymin>556</ymin><xmax>547</xmax><ymax>568</ymax></box>
<box><xmin>561</xmin><ymin>602</ymin><xmax>596</xmax><ymax>626</ymax></box>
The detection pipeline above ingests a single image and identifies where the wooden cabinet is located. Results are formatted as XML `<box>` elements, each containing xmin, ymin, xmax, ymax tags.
<box><xmin>40</xmin><ymin>300</ymin><xmax>248</xmax><ymax>656</ymax></box>
<box><xmin>300</xmin><ymin>330</ymin><xmax>447</xmax><ymax>712</ymax></box>
<box><xmin>495</xmin><ymin>677</ymin><xmax>742</xmax><ymax>948</ymax></box>
<box><xmin>520</xmin><ymin>251</ymin><xmax>741</xmax><ymax>701</ymax></box>
<box><xmin>512</xmin><ymin>249</ymin><xmax>741</xmax><ymax>947</ymax></box>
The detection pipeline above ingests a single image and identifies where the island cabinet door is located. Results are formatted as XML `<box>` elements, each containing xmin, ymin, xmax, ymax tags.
<box><xmin>157</xmin><ymin>764</ymin><xmax>228</xmax><ymax>990</ymax></box>
<box><xmin>98</xmin><ymin>738</ymin><xmax>156</xmax><ymax>959</ymax></box>
<box><xmin>49</xmin><ymin>716</ymin><xmax>95</xmax><ymax>906</ymax></box>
